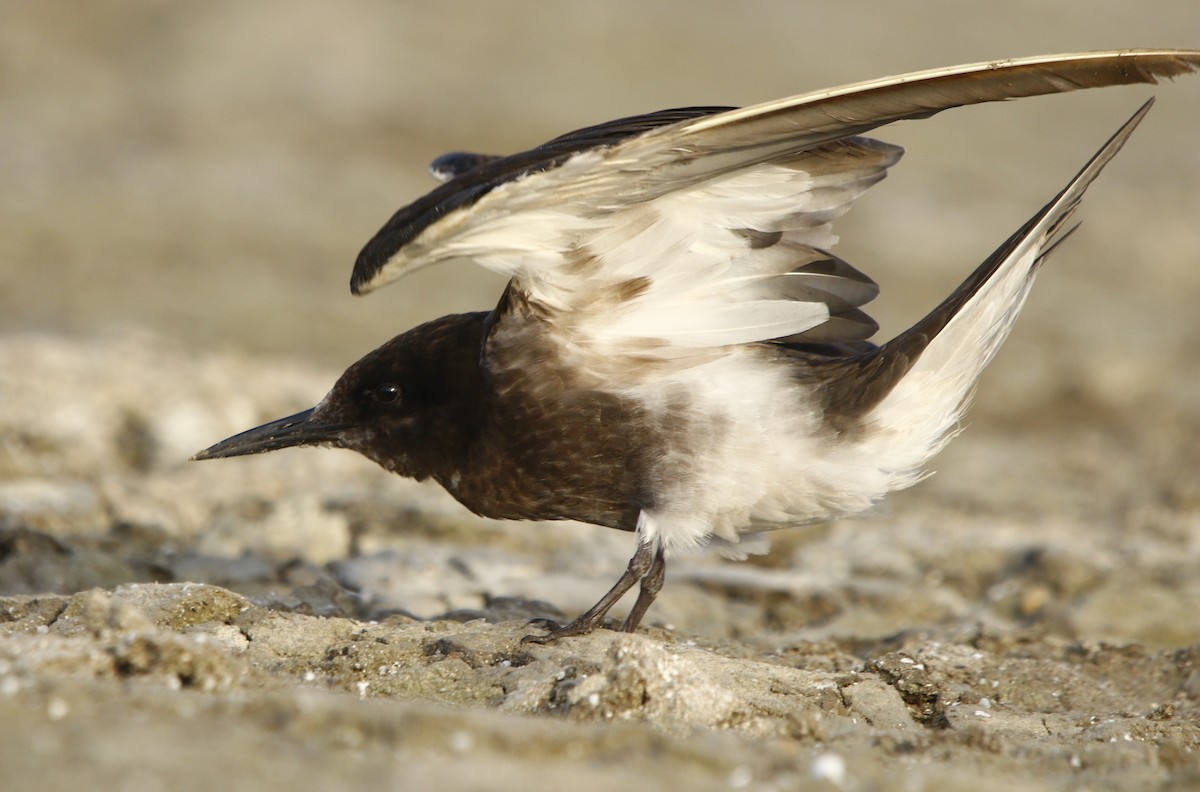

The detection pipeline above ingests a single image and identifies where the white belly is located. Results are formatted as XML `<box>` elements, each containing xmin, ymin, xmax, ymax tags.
<box><xmin>624</xmin><ymin>348</ymin><xmax>919</xmax><ymax>555</ymax></box>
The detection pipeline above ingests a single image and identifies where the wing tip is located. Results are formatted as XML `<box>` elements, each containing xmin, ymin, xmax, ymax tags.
<box><xmin>1050</xmin><ymin>96</ymin><xmax>1155</xmax><ymax>208</ymax></box>
<box><xmin>350</xmin><ymin>251</ymin><xmax>382</xmax><ymax>296</ymax></box>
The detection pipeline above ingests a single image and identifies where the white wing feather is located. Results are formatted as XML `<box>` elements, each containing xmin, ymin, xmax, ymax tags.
<box><xmin>351</xmin><ymin>50</ymin><xmax>1200</xmax><ymax>358</ymax></box>
<box><xmin>425</xmin><ymin>140</ymin><xmax>899</xmax><ymax>349</ymax></box>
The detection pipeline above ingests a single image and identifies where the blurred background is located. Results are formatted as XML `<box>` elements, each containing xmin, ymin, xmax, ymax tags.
<box><xmin>3</xmin><ymin>0</ymin><xmax>1198</xmax><ymax>381</ymax></box>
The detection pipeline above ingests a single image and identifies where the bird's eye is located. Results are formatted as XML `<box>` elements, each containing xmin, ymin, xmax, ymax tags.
<box><xmin>373</xmin><ymin>383</ymin><xmax>401</xmax><ymax>404</ymax></box>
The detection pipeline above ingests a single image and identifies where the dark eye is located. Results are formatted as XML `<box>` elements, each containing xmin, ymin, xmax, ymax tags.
<box><xmin>373</xmin><ymin>383</ymin><xmax>401</xmax><ymax>404</ymax></box>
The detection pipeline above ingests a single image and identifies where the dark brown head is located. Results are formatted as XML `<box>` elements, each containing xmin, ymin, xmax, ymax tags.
<box><xmin>192</xmin><ymin>313</ymin><xmax>490</xmax><ymax>481</ymax></box>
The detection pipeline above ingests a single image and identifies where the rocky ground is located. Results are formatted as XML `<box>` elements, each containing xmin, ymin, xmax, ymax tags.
<box><xmin>1</xmin><ymin>330</ymin><xmax>1198</xmax><ymax>791</ymax></box>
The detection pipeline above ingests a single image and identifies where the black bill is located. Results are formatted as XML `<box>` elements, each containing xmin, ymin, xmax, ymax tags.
<box><xmin>191</xmin><ymin>408</ymin><xmax>349</xmax><ymax>460</ymax></box>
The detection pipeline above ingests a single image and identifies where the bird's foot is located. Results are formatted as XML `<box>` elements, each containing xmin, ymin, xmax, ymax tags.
<box><xmin>520</xmin><ymin>614</ymin><xmax>607</xmax><ymax>644</ymax></box>
<box><xmin>519</xmin><ymin>541</ymin><xmax>666</xmax><ymax>644</ymax></box>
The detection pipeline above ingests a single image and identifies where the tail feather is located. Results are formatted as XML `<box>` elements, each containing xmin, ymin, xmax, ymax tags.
<box><xmin>827</xmin><ymin>99</ymin><xmax>1154</xmax><ymax>483</ymax></box>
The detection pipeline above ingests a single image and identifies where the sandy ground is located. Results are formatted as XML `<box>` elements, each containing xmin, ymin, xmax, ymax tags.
<box><xmin>3</xmin><ymin>3</ymin><xmax>1200</xmax><ymax>790</ymax></box>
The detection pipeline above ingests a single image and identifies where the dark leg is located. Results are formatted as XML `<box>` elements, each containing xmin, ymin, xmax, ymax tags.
<box><xmin>620</xmin><ymin>546</ymin><xmax>666</xmax><ymax>633</ymax></box>
<box><xmin>522</xmin><ymin>540</ymin><xmax>656</xmax><ymax>644</ymax></box>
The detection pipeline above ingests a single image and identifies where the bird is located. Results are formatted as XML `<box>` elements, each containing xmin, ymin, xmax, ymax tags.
<box><xmin>194</xmin><ymin>50</ymin><xmax>1200</xmax><ymax>643</ymax></box>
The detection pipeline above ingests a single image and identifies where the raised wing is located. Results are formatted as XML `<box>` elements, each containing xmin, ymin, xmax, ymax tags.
<box><xmin>351</xmin><ymin>50</ymin><xmax>1200</xmax><ymax>353</ymax></box>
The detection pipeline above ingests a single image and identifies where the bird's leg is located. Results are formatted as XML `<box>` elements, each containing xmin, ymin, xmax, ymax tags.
<box><xmin>620</xmin><ymin>545</ymin><xmax>665</xmax><ymax>633</ymax></box>
<box><xmin>522</xmin><ymin>539</ymin><xmax>656</xmax><ymax>644</ymax></box>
